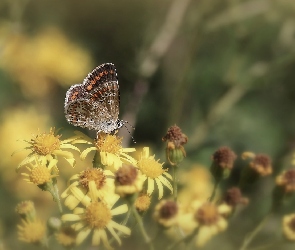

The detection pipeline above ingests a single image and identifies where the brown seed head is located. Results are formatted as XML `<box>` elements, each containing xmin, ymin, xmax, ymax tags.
<box><xmin>212</xmin><ymin>147</ymin><xmax>237</xmax><ymax>169</ymax></box>
<box><xmin>162</xmin><ymin>125</ymin><xmax>188</xmax><ymax>147</ymax></box>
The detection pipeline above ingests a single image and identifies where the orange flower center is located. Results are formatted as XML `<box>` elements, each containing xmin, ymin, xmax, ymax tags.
<box><xmin>95</xmin><ymin>134</ymin><xmax>122</xmax><ymax>154</ymax></box>
<box><xmin>32</xmin><ymin>128</ymin><xmax>61</xmax><ymax>155</ymax></box>
<box><xmin>79</xmin><ymin>168</ymin><xmax>106</xmax><ymax>190</ymax></box>
<box><xmin>195</xmin><ymin>203</ymin><xmax>219</xmax><ymax>225</ymax></box>
<box><xmin>85</xmin><ymin>202</ymin><xmax>112</xmax><ymax>229</ymax></box>
<box><xmin>138</xmin><ymin>157</ymin><xmax>164</xmax><ymax>179</ymax></box>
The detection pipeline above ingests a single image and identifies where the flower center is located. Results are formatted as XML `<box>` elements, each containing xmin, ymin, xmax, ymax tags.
<box><xmin>84</xmin><ymin>201</ymin><xmax>112</xmax><ymax>229</ymax></box>
<box><xmin>135</xmin><ymin>194</ymin><xmax>151</xmax><ymax>212</ymax></box>
<box><xmin>252</xmin><ymin>154</ymin><xmax>271</xmax><ymax>169</ymax></box>
<box><xmin>159</xmin><ymin>201</ymin><xmax>178</xmax><ymax>219</ymax></box>
<box><xmin>95</xmin><ymin>134</ymin><xmax>122</xmax><ymax>154</ymax></box>
<box><xmin>138</xmin><ymin>158</ymin><xmax>164</xmax><ymax>179</ymax></box>
<box><xmin>79</xmin><ymin>168</ymin><xmax>106</xmax><ymax>190</ymax></box>
<box><xmin>30</xmin><ymin>165</ymin><xmax>52</xmax><ymax>185</ymax></box>
<box><xmin>212</xmin><ymin>147</ymin><xmax>237</xmax><ymax>169</ymax></box>
<box><xmin>32</xmin><ymin>129</ymin><xmax>61</xmax><ymax>155</ymax></box>
<box><xmin>115</xmin><ymin>164</ymin><xmax>138</xmax><ymax>185</ymax></box>
<box><xmin>195</xmin><ymin>203</ymin><xmax>219</xmax><ymax>225</ymax></box>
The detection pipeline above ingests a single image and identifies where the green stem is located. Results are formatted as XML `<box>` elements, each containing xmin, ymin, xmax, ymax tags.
<box><xmin>47</xmin><ymin>182</ymin><xmax>63</xmax><ymax>214</ymax></box>
<box><xmin>53</xmin><ymin>183</ymin><xmax>63</xmax><ymax>214</ymax></box>
<box><xmin>172</xmin><ymin>166</ymin><xmax>178</xmax><ymax>201</ymax></box>
<box><xmin>131</xmin><ymin>206</ymin><xmax>154</xmax><ymax>250</ymax></box>
<box><xmin>167</xmin><ymin>227</ymin><xmax>199</xmax><ymax>250</ymax></box>
<box><xmin>239</xmin><ymin>212</ymin><xmax>272</xmax><ymax>250</ymax></box>
<box><xmin>209</xmin><ymin>179</ymin><xmax>220</xmax><ymax>202</ymax></box>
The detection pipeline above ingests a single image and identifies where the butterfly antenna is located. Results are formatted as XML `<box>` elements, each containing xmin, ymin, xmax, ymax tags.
<box><xmin>123</xmin><ymin>120</ymin><xmax>136</xmax><ymax>143</ymax></box>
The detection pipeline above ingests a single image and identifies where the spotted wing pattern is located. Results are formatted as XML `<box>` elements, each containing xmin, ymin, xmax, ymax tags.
<box><xmin>64</xmin><ymin>63</ymin><xmax>123</xmax><ymax>133</ymax></box>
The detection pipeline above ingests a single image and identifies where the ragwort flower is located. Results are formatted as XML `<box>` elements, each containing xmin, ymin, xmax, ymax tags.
<box><xmin>17</xmin><ymin>219</ymin><xmax>46</xmax><ymax>245</ymax></box>
<box><xmin>61</xmin><ymin>168</ymin><xmax>117</xmax><ymax>210</ymax></box>
<box><xmin>61</xmin><ymin>181</ymin><xmax>130</xmax><ymax>249</ymax></box>
<box><xmin>135</xmin><ymin>193</ymin><xmax>151</xmax><ymax>213</ymax></box>
<box><xmin>21</xmin><ymin>158</ymin><xmax>59</xmax><ymax>186</ymax></box>
<box><xmin>115</xmin><ymin>164</ymin><xmax>145</xmax><ymax>197</ymax></box>
<box><xmin>16</xmin><ymin>127</ymin><xmax>79</xmax><ymax>170</ymax></box>
<box><xmin>137</xmin><ymin>147</ymin><xmax>172</xmax><ymax>199</ymax></box>
<box><xmin>78</xmin><ymin>131</ymin><xmax>136</xmax><ymax>172</ymax></box>
<box><xmin>153</xmin><ymin>200</ymin><xmax>179</xmax><ymax>227</ymax></box>
<box><xmin>193</xmin><ymin>201</ymin><xmax>231</xmax><ymax>247</ymax></box>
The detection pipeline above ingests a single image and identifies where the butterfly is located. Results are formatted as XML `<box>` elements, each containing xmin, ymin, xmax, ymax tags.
<box><xmin>64</xmin><ymin>63</ymin><xmax>123</xmax><ymax>134</ymax></box>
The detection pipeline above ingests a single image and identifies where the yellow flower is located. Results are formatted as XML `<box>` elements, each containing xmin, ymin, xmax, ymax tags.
<box><xmin>61</xmin><ymin>168</ymin><xmax>117</xmax><ymax>210</ymax></box>
<box><xmin>61</xmin><ymin>181</ymin><xmax>131</xmax><ymax>249</ymax></box>
<box><xmin>276</xmin><ymin>169</ymin><xmax>295</xmax><ymax>193</ymax></box>
<box><xmin>1</xmin><ymin>26</ymin><xmax>93</xmax><ymax>98</ymax></box>
<box><xmin>16</xmin><ymin>127</ymin><xmax>79</xmax><ymax>170</ymax></box>
<box><xmin>21</xmin><ymin>158</ymin><xmax>59</xmax><ymax>186</ymax></box>
<box><xmin>137</xmin><ymin>147</ymin><xmax>172</xmax><ymax>199</ymax></box>
<box><xmin>114</xmin><ymin>164</ymin><xmax>145</xmax><ymax>197</ymax></box>
<box><xmin>17</xmin><ymin>219</ymin><xmax>46</xmax><ymax>244</ymax></box>
<box><xmin>78</xmin><ymin>131</ymin><xmax>136</xmax><ymax>172</ymax></box>
<box><xmin>283</xmin><ymin>213</ymin><xmax>295</xmax><ymax>241</ymax></box>
<box><xmin>135</xmin><ymin>193</ymin><xmax>151</xmax><ymax>213</ymax></box>
<box><xmin>153</xmin><ymin>200</ymin><xmax>179</xmax><ymax>227</ymax></box>
<box><xmin>193</xmin><ymin>201</ymin><xmax>231</xmax><ymax>247</ymax></box>
<box><xmin>242</xmin><ymin>152</ymin><xmax>272</xmax><ymax>176</ymax></box>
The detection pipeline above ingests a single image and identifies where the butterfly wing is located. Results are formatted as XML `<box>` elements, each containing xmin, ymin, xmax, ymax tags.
<box><xmin>64</xmin><ymin>63</ymin><xmax>121</xmax><ymax>133</ymax></box>
<box><xmin>64</xmin><ymin>84</ymin><xmax>96</xmax><ymax>129</ymax></box>
<box><xmin>82</xmin><ymin>63</ymin><xmax>121</xmax><ymax>132</ymax></box>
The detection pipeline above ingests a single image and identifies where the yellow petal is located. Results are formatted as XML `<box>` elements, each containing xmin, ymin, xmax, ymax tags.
<box><xmin>92</xmin><ymin>229</ymin><xmax>101</xmax><ymax>246</ymax></box>
<box><xmin>64</xmin><ymin>195</ymin><xmax>80</xmax><ymax>210</ymax></box>
<box><xmin>142</xmin><ymin>147</ymin><xmax>150</xmax><ymax>158</ymax></box>
<box><xmin>100</xmin><ymin>229</ymin><xmax>113</xmax><ymax>250</ymax></box>
<box><xmin>80</xmin><ymin>147</ymin><xmax>96</xmax><ymax>160</ymax></box>
<box><xmin>155</xmin><ymin>178</ymin><xmax>164</xmax><ymax>200</ymax></box>
<box><xmin>109</xmin><ymin>220</ymin><xmax>131</xmax><ymax>235</ymax></box>
<box><xmin>61</xmin><ymin>214</ymin><xmax>81</xmax><ymax>222</ymax></box>
<box><xmin>76</xmin><ymin>227</ymin><xmax>91</xmax><ymax>245</ymax></box>
<box><xmin>147</xmin><ymin>177</ymin><xmax>154</xmax><ymax>196</ymax></box>
<box><xmin>106</xmin><ymin>224</ymin><xmax>121</xmax><ymax>244</ymax></box>
<box><xmin>111</xmin><ymin>204</ymin><xmax>128</xmax><ymax>216</ymax></box>
<box><xmin>54</xmin><ymin>149</ymin><xmax>73</xmax><ymax>159</ymax></box>
<box><xmin>60</xmin><ymin>143</ymin><xmax>80</xmax><ymax>152</ymax></box>
<box><xmin>196</xmin><ymin>226</ymin><xmax>212</xmax><ymax>247</ymax></box>
<box><xmin>158</xmin><ymin>175</ymin><xmax>173</xmax><ymax>192</ymax></box>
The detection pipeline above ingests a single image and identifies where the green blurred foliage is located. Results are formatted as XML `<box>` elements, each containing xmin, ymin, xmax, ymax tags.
<box><xmin>1</xmin><ymin>0</ymin><xmax>295</xmax><ymax>249</ymax></box>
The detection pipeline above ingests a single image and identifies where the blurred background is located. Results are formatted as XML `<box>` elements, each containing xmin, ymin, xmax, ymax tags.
<box><xmin>1</xmin><ymin>0</ymin><xmax>295</xmax><ymax>249</ymax></box>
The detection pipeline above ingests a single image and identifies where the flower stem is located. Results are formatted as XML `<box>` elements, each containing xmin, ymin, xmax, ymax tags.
<box><xmin>167</xmin><ymin>227</ymin><xmax>199</xmax><ymax>250</ymax></box>
<box><xmin>172</xmin><ymin>165</ymin><xmax>178</xmax><ymax>201</ymax></box>
<box><xmin>209</xmin><ymin>178</ymin><xmax>220</xmax><ymax>202</ymax></box>
<box><xmin>47</xmin><ymin>181</ymin><xmax>63</xmax><ymax>214</ymax></box>
<box><xmin>131</xmin><ymin>205</ymin><xmax>154</xmax><ymax>250</ymax></box>
<box><xmin>53</xmin><ymin>183</ymin><xmax>63</xmax><ymax>214</ymax></box>
<box><xmin>239</xmin><ymin>212</ymin><xmax>272</xmax><ymax>250</ymax></box>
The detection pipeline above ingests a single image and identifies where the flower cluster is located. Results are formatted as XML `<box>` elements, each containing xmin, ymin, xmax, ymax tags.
<box><xmin>14</xmin><ymin>124</ymin><xmax>295</xmax><ymax>250</ymax></box>
<box><xmin>15</xmin><ymin>128</ymin><xmax>174</xmax><ymax>249</ymax></box>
